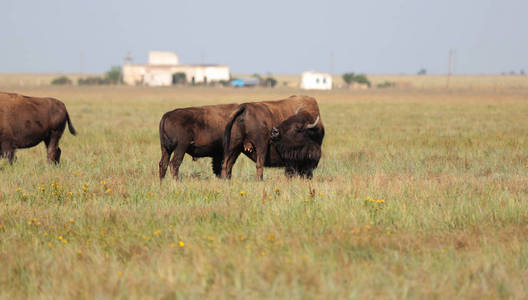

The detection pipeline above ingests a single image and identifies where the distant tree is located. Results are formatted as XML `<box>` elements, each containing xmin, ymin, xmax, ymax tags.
<box><xmin>343</xmin><ymin>72</ymin><xmax>370</xmax><ymax>87</ymax></box>
<box><xmin>342</xmin><ymin>73</ymin><xmax>355</xmax><ymax>85</ymax></box>
<box><xmin>250</xmin><ymin>73</ymin><xmax>277</xmax><ymax>87</ymax></box>
<box><xmin>263</xmin><ymin>76</ymin><xmax>277</xmax><ymax>88</ymax></box>
<box><xmin>417</xmin><ymin>68</ymin><xmax>427</xmax><ymax>75</ymax></box>
<box><xmin>172</xmin><ymin>72</ymin><xmax>187</xmax><ymax>85</ymax></box>
<box><xmin>353</xmin><ymin>74</ymin><xmax>371</xmax><ymax>87</ymax></box>
<box><xmin>51</xmin><ymin>76</ymin><xmax>72</xmax><ymax>85</ymax></box>
<box><xmin>521</xmin><ymin>69</ymin><xmax>525</xmax><ymax>75</ymax></box>
<box><xmin>218</xmin><ymin>80</ymin><xmax>231</xmax><ymax>87</ymax></box>
<box><xmin>376</xmin><ymin>81</ymin><xmax>395</xmax><ymax>88</ymax></box>
<box><xmin>105</xmin><ymin>66</ymin><xmax>123</xmax><ymax>84</ymax></box>
<box><xmin>78</xmin><ymin>76</ymin><xmax>110</xmax><ymax>85</ymax></box>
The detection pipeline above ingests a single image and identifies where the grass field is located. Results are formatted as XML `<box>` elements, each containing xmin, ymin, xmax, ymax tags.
<box><xmin>1</xmin><ymin>84</ymin><xmax>528</xmax><ymax>298</ymax></box>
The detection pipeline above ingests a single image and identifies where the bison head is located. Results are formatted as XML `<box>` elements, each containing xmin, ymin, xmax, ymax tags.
<box><xmin>270</xmin><ymin>111</ymin><xmax>324</xmax><ymax>178</ymax></box>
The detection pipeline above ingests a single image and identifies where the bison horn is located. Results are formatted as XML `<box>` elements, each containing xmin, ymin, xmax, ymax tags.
<box><xmin>295</xmin><ymin>106</ymin><xmax>304</xmax><ymax>114</ymax></box>
<box><xmin>306</xmin><ymin>115</ymin><xmax>320</xmax><ymax>129</ymax></box>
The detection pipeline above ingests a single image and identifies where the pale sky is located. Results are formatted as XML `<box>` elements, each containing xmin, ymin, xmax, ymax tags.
<box><xmin>1</xmin><ymin>0</ymin><xmax>526</xmax><ymax>74</ymax></box>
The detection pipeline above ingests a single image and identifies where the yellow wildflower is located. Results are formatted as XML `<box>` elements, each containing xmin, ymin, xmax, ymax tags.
<box><xmin>179</xmin><ymin>241</ymin><xmax>185</xmax><ymax>247</ymax></box>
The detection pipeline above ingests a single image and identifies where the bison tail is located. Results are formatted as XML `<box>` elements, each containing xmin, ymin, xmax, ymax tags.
<box><xmin>66</xmin><ymin>112</ymin><xmax>77</xmax><ymax>136</ymax></box>
<box><xmin>223</xmin><ymin>105</ymin><xmax>245</xmax><ymax>154</ymax></box>
<box><xmin>159</xmin><ymin>114</ymin><xmax>174</xmax><ymax>151</ymax></box>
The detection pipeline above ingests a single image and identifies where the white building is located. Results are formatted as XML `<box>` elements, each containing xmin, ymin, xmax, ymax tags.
<box><xmin>300</xmin><ymin>71</ymin><xmax>333</xmax><ymax>90</ymax></box>
<box><xmin>123</xmin><ymin>51</ymin><xmax>230</xmax><ymax>86</ymax></box>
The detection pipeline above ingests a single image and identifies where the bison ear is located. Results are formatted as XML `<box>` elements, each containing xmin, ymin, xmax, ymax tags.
<box><xmin>271</xmin><ymin>127</ymin><xmax>280</xmax><ymax>138</ymax></box>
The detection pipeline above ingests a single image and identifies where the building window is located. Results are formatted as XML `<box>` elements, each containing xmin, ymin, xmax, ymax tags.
<box><xmin>323</xmin><ymin>78</ymin><xmax>326</xmax><ymax>84</ymax></box>
<box><xmin>316</xmin><ymin>78</ymin><xmax>320</xmax><ymax>83</ymax></box>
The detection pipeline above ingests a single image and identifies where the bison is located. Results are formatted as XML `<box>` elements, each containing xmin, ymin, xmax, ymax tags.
<box><xmin>221</xmin><ymin>95</ymin><xmax>323</xmax><ymax>180</ymax></box>
<box><xmin>0</xmin><ymin>92</ymin><xmax>77</xmax><ymax>164</ymax></box>
<box><xmin>270</xmin><ymin>111</ymin><xmax>324</xmax><ymax>179</ymax></box>
<box><xmin>158</xmin><ymin>103</ymin><xmax>240</xmax><ymax>180</ymax></box>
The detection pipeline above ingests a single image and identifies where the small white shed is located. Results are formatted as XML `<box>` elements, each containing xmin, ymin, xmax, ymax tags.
<box><xmin>300</xmin><ymin>71</ymin><xmax>332</xmax><ymax>90</ymax></box>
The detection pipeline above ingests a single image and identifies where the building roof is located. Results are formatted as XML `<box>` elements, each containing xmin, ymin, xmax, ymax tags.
<box><xmin>124</xmin><ymin>63</ymin><xmax>228</xmax><ymax>68</ymax></box>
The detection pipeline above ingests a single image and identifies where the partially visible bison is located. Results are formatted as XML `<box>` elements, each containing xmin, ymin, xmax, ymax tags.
<box><xmin>270</xmin><ymin>111</ymin><xmax>324</xmax><ymax>179</ymax></box>
<box><xmin>158</xmin><ymin>103</ymin><xmax>240</xmax><ymax>180</ymax></box>
<box><xmin>0</xmin><ymin>92</ymin><xmax>77</xmax><ymax>164</ymax></box>
<box><xmin>221</xmin><ymin>95</ymin><xmax>324</xmax><ymax>180</ymax></box>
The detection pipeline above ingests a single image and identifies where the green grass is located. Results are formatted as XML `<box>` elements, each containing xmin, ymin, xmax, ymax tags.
<box><xmin>1</xmin><ymin>86</ymin><xmax>528</xmax><ymax>299</ymax></box>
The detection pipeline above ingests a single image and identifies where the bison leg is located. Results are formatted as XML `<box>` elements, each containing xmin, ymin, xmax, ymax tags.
<box><xmin>255</xmin><ymin>145</ymin><xmax>268</xmax><ymax>181</ymax></box>
<box><xmin>159</xmin><ymin>145</ymin><xmax>173</xmax><ymax>180</ymax></box>
<box><xmin>212</xmin><ymin>155</ymin><xmax>223</xmax><ymax>177</ymax></box>
<box><xmin>299</xmin><ymin>169</ymin><xmax>313</xmax><ymax>179</ymax></box>
<box><xmin>1</xmin><ymin>142</ymin><xmax>16</xmax><ymax>165</ymax></box>
<box><xmin>169</xmin><ymin>144</ymin><xmax>187</xmax><ymax>180</ymax></box>
<box><xmin>45</xmin><ymin>131</ymin><xmax>64</xmax><ymax>164</ymax></box>
<box><xmin>284</xmin><ymin>166</ymin><xmax>296</xmax><ymax>178</ymax></box>
<box><xmin>6</xmin><ymin>150</ymin><xmax>15</xmax><ymax>165</ymax></box>
<box><xmin>294</xmin><ymin>167</ymin><xmax>313</xmax><ymax>179</ymax></box>
<box><xmin>221</xmin><ymin>149</ymin><xmax>241</xmax><ymax>179</ymax></box>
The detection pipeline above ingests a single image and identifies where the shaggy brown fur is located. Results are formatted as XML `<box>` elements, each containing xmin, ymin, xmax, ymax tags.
<box><xmin>158</xmin><ymin>103</ymin><xmax>240</xmax><ymax>180</ymax></box>
<box><xmin>271</xmin><ymin>111</ymin><xmax>324</xmax><ymax>179</ymax></box>
<box><xmin>221</xmin><ymin>95</ymin><xmax>324</xmax><ymax>180</ymax></box>
<box><xmin>0</xmin><ymin>92</ymin><xmax>76</xmax><ymax>165</ymax></box>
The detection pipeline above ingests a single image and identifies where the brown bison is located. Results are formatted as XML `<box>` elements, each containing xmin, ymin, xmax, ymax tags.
<box><xmin>0</xmin><ymin>92</ymin><xmax>77</xmax><ymax>164</ymax></box>
<box><xmin>270</xmin><ymin>111</ymin><xmax>324</xmax><ymax>179</ymax></box>
<box><xmin>158</xmin><ymin>103</ymin><xmax>240</xmax><ymax>180</ymax></box>
<box><xmin>221</xmin><ymin>95</ymin><xmax>323</xmax><ymax>180</ymax></box>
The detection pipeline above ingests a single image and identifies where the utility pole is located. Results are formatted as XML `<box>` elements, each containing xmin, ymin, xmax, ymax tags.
<box><xmin>330</xmin><ymin>52</ymin><xmax>334</xmax><ymax>88</ymax></box>
<box><xmin>124</xmin><ymin>51</ymin><xmax>133</xmax><ymax>64</ymax></box>
<box><xmin>446</xmin><ymin>49</ymin><xmax>456</xmax><ymax>89</ymax></box>
<box><xmin>80</xmin><ymin>52</ymin><xmax>84</xmax><ymax>74</ymax></box>
<box><xmin>330</xmin><ymin>52</ymin><xmax>334</xmax><ymax>75</ymax></box>
<box><xmin>453</xmin><ymin>49</ymin><xmax>457</xmax><ymax>74</ymax></box>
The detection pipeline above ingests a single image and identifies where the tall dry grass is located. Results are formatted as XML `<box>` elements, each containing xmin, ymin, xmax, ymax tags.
<box><xmin>0</xmin><ymin>86</ymin><xmax>527</xmax><ymax>298</ymax></box>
